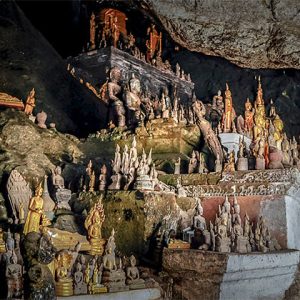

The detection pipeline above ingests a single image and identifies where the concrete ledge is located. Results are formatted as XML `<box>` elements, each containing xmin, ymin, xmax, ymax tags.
<box><xmin>163</xmin><ymin>249</ymin><xmax>300</xmax><ymax>300</ymax></box>
<box><xmin>58</xmin><ymin>288</ymin><xmax>161</xmax><ymax>300</ymax></box>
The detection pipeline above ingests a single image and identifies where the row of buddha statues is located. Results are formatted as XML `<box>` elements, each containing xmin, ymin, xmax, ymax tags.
<box><xmin>82</xmin><ymin>137</ymin><xmax>162</xmax><ymax>192</ymax></box>
<box><xmin>0</xmin><ymin>178</ymin><xmax>154</xmax><ymax>299</ymax></box>
<box><xmin>181</xmin><ymin>196</ymin><xmax>281</xmax><ymax>253</ymax></box>
<box><xmin>88</xmin><ymin>10</ymin><xmax>191</xmax><ymax>80</ymax></box>
<box><xmin>96</xmin><ymin>66</ymin><xmax>195</xmax><ymax>129</ymax></box>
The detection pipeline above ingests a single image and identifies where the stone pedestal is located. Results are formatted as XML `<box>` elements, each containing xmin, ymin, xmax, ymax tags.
<box><xmin>219</xmin><ymin>133</ymin><xmax>251</xmax><ymax>161</ymax></box>
<box><xmin>89</xmin><ymin>284</ymin><xmax>107</xmax><ymax>294</ymax></box>
<box><xmin>55</xmin><ymin>279</ymin><xmax>73</xmax><ymax>297</ymax></box>
<box><xmin>163</xmin><ymin>249</ymin><xmax>300</xmax><ymax>300</ymax></box>
<box><xmin>255</xmin><ymin>157</ymin><xmax>265</xmax><ymax>170</ymax></box>
<box><xmin>134</xmin><ymin>175</ymin><xmax>154</xmax><ymax>191</ymax></box>
<box><xmin>237</xmin><ymin>157</ymin><xmax>248</xmax><ymax>171</ymax></box>
<box><xmin>88</xmin><ymin>238</ymin><xmax>106</xmax><ymax>256</ymax></box>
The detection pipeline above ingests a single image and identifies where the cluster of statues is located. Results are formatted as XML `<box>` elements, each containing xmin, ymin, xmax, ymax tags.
<box><xmin>100</xmin><ymin>66</ymin><xmax>195</xmax><ymax>129</ymax></box>
<box><xmin>201</xmin><ymin>77</ymin><xmax>300</xmax><ymax>172</ymax></box>
<box><xmin>88</xmin><ymin>10</ymin><xmax>191</xmax><ymax>80</ymax></box>
<box><xmin>184</xmin><ymin>196</ymin><xmax>281</xmax><ymax>253</ymax></box>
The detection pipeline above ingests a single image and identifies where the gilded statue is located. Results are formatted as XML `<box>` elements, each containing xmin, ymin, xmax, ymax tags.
<box><xmin>23</xmin><ymin>183</ymin><xmax>44</xmax><ymax>235</ymax></box>
<box><xmin>24</xmin><ymin>88</ymin><xmax>36</xmax><ymax>115</ymax></box>
<box><xmin>244</xmin><ymin>98</ymin><xmax>254</xmax><ymax>138</ymax></box>
<box><xmin>273</xmin><ymin>114</ymin><xmax>284</xmax><ymax>150</ymax></box>
<box><xmin>84</xmin><ymin>196</ymin><xmax>106</xmax><ymax>255</ymax></box>
<box><xmin>222</xmin><ymin>83</ymin><xmax>236</xmax><ymax>133</ymax></box>
<box><xmin>223</xmin><ymin>151</ymin><xmax>235</xmax><ymax>173</ymax></box>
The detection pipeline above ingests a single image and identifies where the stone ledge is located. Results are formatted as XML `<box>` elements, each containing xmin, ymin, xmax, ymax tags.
<box><xmin>57</xmin><ymin>288</ymin><xmax>161</xmax><ymax>300</ymax></box>
<box><xmin>163</xmin><ymin>249</ymin><xmax>300</xmax><ymax>300</ymax></box>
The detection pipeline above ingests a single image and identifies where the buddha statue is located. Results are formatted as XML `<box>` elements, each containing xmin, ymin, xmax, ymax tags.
<box><xmin>84</xmin><ymin>196</ymin><xmax>106</xmax><ymax>255</ymax></box>
<box><xmin>101</xmin><ymin>229</ymin><xmax>127</xmax><ymax>292</ymax></box>
<box><xmin>55</xmin><ymin>243</ymin><xmax>81</xmax><ymax>297</ymax></box>
<box><xmin>223</xmin><ymin>150</ymin><xmax>235</xmax><ymax>173</ymax></box>
<box><xmin>74</xmin><ymin>262</ymin><xmax>87</xmax><ymax>295</ymax></box>
<box><xmin>291</xmin><ymin>136</ymin><xmax>300</xmax><ymax>166</ymax></box>
<box><xmin>244</xmin><ymin>98</ymin><xmax>254</xmax><ymax>138</ymax></box>
<box><xmin>89</xmin><ymin>12</ymin><xmax>96</xmax><ymax>50</ymax></box>
<box><xmin>99</xmin><ymin>164</ymin><xmax>108</xmax><ymax>191</ymax></box>
<box><xmin>126</xmin><ymin>255</ymin><xmax>145</xmax><ymax>289</ymax></box>
<box><xmin>222</xmin><ymin>83</ymin><xmax>236</xmax><ymax>133</ymax></box>
<box><xmin>282</xmin><ymin>133</ymin><xmax>292</xmax><ymax>166</ymax></box>
<box><xmin>52</xmin><ymin>166</ymin><xmax>71</xmax><ymax>210</ymax></box>
<box><xmin>89</xmin><ymin>171</ymin><xmax>96</xmax><ymax>192</ymax></box>
<box><xmin>273</xmin><ymin>114</ymin><xmax>284</xmax><ymax>150</ymax></box>
<box><xmin>89</xmin><ymin>262</ymin><xmax>106</xmax><ymax>294</ymax></box>
<box><xmin>215</xmin><ymin>214</ymin><xmax>231</xmax><ymax>253</ymax></box>
<box><xmin>215</xmin><ymin>154</ymin><xmax>223</xmax><ymax>172</ymax></box>
<box><xmin>107</xmin><ymin>67</ymin><xmax>126</xmax><ymax>128</ymax></box>
<box><xmin>6</xmin><ymin>251</ymin><xmax>23</xmax><ymax>300</ymax></box>
<box><xmin>23</xmin><ymin>183</ymin><xmax>44</xmax><ymax>235</ymax></box>
<box><xmin>123</xmin><ymin>74</ymin><xmax>142</xmax><ymax>128</ymax></box>
<box><xmin>188</xmin><ymin>151</ymin><xmax>198</xmax><ymax>174</ymax></box>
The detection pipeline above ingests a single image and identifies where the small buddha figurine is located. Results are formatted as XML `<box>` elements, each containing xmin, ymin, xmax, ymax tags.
<box><xmin>291</xmin><ymin>136</ymin><xmax>300</xmax><ymax>166</ymax></box>
<box><xmin>6</xmin><ymin>251</ymin><xmax>23</xmax><ymax>300</ymax></box>
<box><xmin>188</xmin><ymin>151</ymin><xmax>198</xmax><ymax>174</ymax></box>
<box><xmin>282</xmin><ymin>133</ymin><xmax>292</xmax><ymax>166</ymax></box>
<box><xmin>212</xmin><ymin>90</ymin><xmax>224</xmax><ymax>115</ymax></box>
<box><xmin>99</xmin><ymin>164</ymin><xmax>107</xmax><ymax>191</ymax></box>
<box><xmin>24</xmin><ymin>88</ymin><xmax>36</xmax><ymax>115</ymax></box>
<box><xmin>52</xmin><ymin>166</ymin><xmax>65</xmax><ymax>190</ymax></box>
<box><xmin>89</xmin><ymin>12</ymin><xmax>96</xmax><ymax>50</ymax></box>
<box><xmin>126</xmin><ymin>255</ymin><xmax>145</xmax><ymax>288</ymax></box>
<box><xmin>23</xmin><ymin>183</ymin><xmax>44</xmax><ymax>235</ymax></box>
<box><xmin>273</xmin><ymin>114</ymin><xmax>284</xmax><ymax>150</ymax></box>
<box><xmin>74</xmin><ymin>262</ymin><xmax>87</xmax><ymax>295</ymax></box>
<box><xmin>36</xmin><ymin>110</ymin><xmax>47</xmax><ymax>129</ymax></box>
<box><xmin>174</xmin><ymin>157</ymin><xmax>181</xmax><ymax>175</ymax></box>
<box><xmin>89</xmin><ymin>171</ymin><xmax>96</xmax><ymax>192</ymax></box>
<box><xmin>223</xmin><ymin>150</ymin><xmax>235</xmax><ymax>173</ymax></box>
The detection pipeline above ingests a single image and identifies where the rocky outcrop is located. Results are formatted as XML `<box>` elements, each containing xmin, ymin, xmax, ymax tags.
<box><xmin>140</xmin><ymin>0</ymin><xmax>300</xmax><ymax>69</ymax></box>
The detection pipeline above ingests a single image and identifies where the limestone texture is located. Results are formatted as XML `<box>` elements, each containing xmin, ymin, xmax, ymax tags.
<box><xmin>140</xmin><ymin>0</ymin><xmax>300</xmax><ymax>69</ymax></box>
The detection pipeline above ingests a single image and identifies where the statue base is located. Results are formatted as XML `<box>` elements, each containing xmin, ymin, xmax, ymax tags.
<box><xmin>216</xmin><ymin>237</ymin><xmax>231</xmax><ymax>253</ymax></box>
<box><xmin>0</xmin><ymin>243</ymin><xmax>5</xmax><ymax>253</ymax></box>
<box><xmin>107</xmin><ymin>285</ymin><xmax>129</xmax><ymax>293</ymax></box>
<box><xmin>128</xmin><ymin>282</ymin><xmax>146</xmax><ymax>290</ymax></box>
<box><xmin>255</xmin><ymin>157</ymin><xmax>265</xmax><ymax>170</ymax></box>
<box><xmin>167</xmin><ymin>240</ymin><xmax>190</xmax><ymax>249</ymax></box>
<box><xmin>237</xmin><ymin>157</ymin><xmax>248</xmax><ymax>171</ymax></box>
<box><xmin>134</xmin><ymin>175</ymin><xmax>154</xmax><ymax>191</ymax></box>
<box><xmin>88</xmin><ymin>238</ymin><xmax>106</xmax><ymax>256</ymax></box>
<box><xmin>89</xmin><ymin>284</ymin><xmax>107</xmax><ymax>294</ymax></box>
<box><xmin>219</xmin><ymin>133</ymin><xmax>252</xmax><ymax>161</ymax></box>
<box><xmin>55</xmin><ymin>279</ymin><xmax>73</xmax><ymax>297</ymax></box>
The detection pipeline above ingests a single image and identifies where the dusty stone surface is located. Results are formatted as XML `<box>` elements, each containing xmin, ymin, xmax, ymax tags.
<box><xmin>0</xmin><ymin>109</ymin><xmax>82</xmax><ymax>188</ymax></box>
<box><xmin>140</xmin><ymin>0</ymin><xmax>300</xmax><ymax>69</ymax></box>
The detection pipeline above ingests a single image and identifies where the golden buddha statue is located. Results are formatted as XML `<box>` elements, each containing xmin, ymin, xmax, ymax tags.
<box><xmin>89</xmin><ymin>171</ymin><xmax>96</xmax><ymax>192</ymax></box>
<box><xmin>244</xmin><ymin>98</ymin><xmax>254</xmax><ymax>138</ymax></box>
<box><xmin>223</xmin><ymin>150</ymin><xmax>235</xmax><ymax>173</ymax></box>
<box><xmin>273</xmin><ymin>114</ymin><xmax>284</xmax><ymax>150</ymax></box>
<box><xmin>84</xmin><ymin>196</ymin><xmax>106</xmax><ymax>255</ymax></box>
<box><xmin>23</xmin><ymin>183</ymin><xmax>44</xmax><ymax>235</ymax></box>
<box><xmin>254</xmin><ymin>76</ymin><xmax>264</xmax><ymax>108</ymax></box>
<box><xmin>222</xmin><ymin>83</ymin><xmax>236</xmax><ymax>133</ymax></box>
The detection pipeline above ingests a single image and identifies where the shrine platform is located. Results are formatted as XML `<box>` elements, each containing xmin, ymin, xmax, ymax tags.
<box><xmin>67</xmin><ymin>46</ymin><xmax>194</xmax><ymax>103</ymax></box>
<box><xmin>57</xmin><ymin>288</ymin><xmax>161</xmax><ymax>300</ymax></box>
<box><xmin>163</xmin><ymin>248</ymin><xmax>300</xmax><ymax>300</ymax></box>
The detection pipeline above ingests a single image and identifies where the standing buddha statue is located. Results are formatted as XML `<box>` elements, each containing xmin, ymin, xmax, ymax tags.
<box><xmin>23</xmin><ymin>183</ymin><xmax>44</xmax><ymax>235</ymax></box>
<box><xmin>244</xmin><ymin>98</ymin><xmax>254</xmax><ymax>138</ymax></box>
<box><xmin>222</xmin><ymin>83</ymin><xmax>236</xmax><ymax>133</ymax></box>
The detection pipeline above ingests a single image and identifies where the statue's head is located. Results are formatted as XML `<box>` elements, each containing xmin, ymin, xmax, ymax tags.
<box><xmin>76</xmin><ymin>262</ymin><xmax>82</xmax><ymax>272</ymax></box>
<box><xmin>35</xmin><ymin>182</ymin><xmax>43</xmax><ymax>197</ymax></box>
<box><xmin>55</xmin><ymin>166</ymin><xmax>62</xmax><ymax>175</ymax></box>
<box><xmin>130</xmin><ymin>255</ymin><xmax>136</xmax><ymax>267</ymax></box>
<box><xmin>110</xmin><ymin>67</ymin><xmax>121</xmax><ymax>82</ymax></box>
